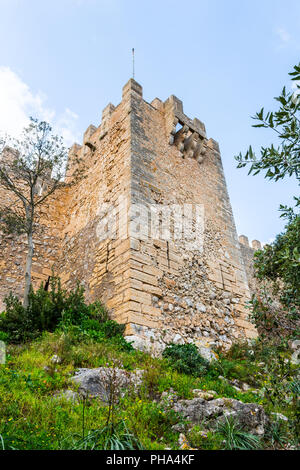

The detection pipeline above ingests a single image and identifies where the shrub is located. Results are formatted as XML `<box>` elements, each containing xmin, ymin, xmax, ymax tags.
<box><xmin>59</xmin><ymin>317</ymin><xmax>132</xmax><ymax>353</ymax></box>
<box><xmin>0</xmin><ymin>293</ymin><xmax>37</xmax><ymax>343</ymax></box>
<box><xmin>0</xmin><ymin>278</ymin><xmax>127</xmax><ymax>348</ymax></box>
<box><xmin>88</xmin><ymin>301</ymin><xmax>109</xmax><ymax>323</ymax></box>
<box><xmin>140</xmin><ymin>355</ymin><xmax>165</xmax><ymax>400</ymax></box>
<box><xmin>212</xmin><ymin>357</ymin><xmax>258</xmax><ymax>385</ymax></box>
<box><xmin>223</xmin><ymin>341</ymin><xmax>255</xmax><ymax>361</ymax></box>
<box><xmin>0</xmin><ymin>331</ymin><xmax>8</xmax><ymax>342</ymax></box>
<box><xmin>99</xmin><ymin>320</ymin><xmax>125</xmax><ymax>338</ymax></box>
<box><xmin>162</xmin><ymin>343</ymin><xmax>209</xmax><ymax>377</ymax></box>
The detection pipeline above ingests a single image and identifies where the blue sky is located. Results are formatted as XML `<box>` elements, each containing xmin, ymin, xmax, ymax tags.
<box><xmin>0</xmin><ymin>0</ymin><xmax>299</xmax><ymax>243</ymax></box>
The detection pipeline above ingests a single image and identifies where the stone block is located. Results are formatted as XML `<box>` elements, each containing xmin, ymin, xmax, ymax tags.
<box><xmin>129</xmin><ymin>268</ymin><xmax>158</xmax><ymax>286</ymax></box>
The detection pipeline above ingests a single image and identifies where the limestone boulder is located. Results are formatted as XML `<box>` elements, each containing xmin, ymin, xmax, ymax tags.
<box><xmin>71</xmin><ymin>367</ymin><xmax>144</xmax><ymax>401</ymax></box>
<box><xmin>165</xmin><ymin>395</ymin><xmax>268</xmax><ymax>435</ymax></box>
<box><xmin>124</xmin><ymin>334</ymin><xmax>165</xmax><ymax>354</ymax></box>
<box><xmin>194</xmin><ymin>340</ymin><xmax>218</xmax><ymax>363</ymax></box>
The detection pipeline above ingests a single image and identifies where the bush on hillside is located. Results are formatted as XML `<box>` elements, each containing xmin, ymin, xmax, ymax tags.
<box><xmin>0</xmin><ymin>277</ymin><xmax>130</xmax><ymax>350</ymax></box>
<box><xmin>162</xmin><ymin>343</ymin><xmax>210</xmax><ymax>377</ymax></box>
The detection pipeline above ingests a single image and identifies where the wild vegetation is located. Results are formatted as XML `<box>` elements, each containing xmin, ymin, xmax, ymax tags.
<box><xmin>0</xmin><ymin>281</ymin><xmax>298</xmax><ymax>450</ymax></box>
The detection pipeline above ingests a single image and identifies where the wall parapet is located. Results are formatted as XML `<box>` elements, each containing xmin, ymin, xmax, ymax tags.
<box><xmin>239</xmin><ymin>235</ymin><xmax>262</xmax><ymax>251</ymax></box>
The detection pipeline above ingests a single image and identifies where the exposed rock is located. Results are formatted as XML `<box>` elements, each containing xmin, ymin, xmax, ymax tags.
<box><xmin>184</xmin><ymin>298</ymin><xmax>193</xmax><ymax>308</ymax></box>
<box><xmin>196</xmin><ymin>303</ymin><xmax>207</xmax><ymax>313</ymax></box>
<box><xmin>194</xmin><ymin>340</ymin><xmax>218</xmax><ymax>363</ymax></box>
<box><xmin>173</xmin><ymin>334</ymin><xmax>185</xmax><ymax>345</ymax></box>
<box><xmin>192</xmin><ymin>389</ymin><xmax>216</xmax><ymax>400</ymax></box>
<box><xmin>124</xmin><ymin>335</ymin><xmax>146</xmax><ymax>351</ymax></box>
<box><xmin>71</xmin><ymin>367</ymin><xmax>144</xmax><ymax>401</ymax></box>
<box><xmin>124</xmin><ymin>334</ymin><xmax>165</xmax><ymax>355</ymax></box>
<box><xmin>171</xmin><ymin>423</ymin><xmax>186</xmax><ymax>432</ymax></box>
<box><xmin>218</xmin><ymin>375</ymin><xmax>227</xmax><ymax>382</ymax></box>
<box><xmin>169</xmin><ymin>397</ymin><xmax>268</xmax><ymax>435</ymax></box>
<box><xmin>291</xmin><ymin>340</ymin><xmax>300</xmax><ymax>350</ymax></box>
<box><xmin>291</xmin><ymin>352</ymin><xmax>299</xmax><ymax>365</ymax></box>
<box><xmin>241</xmin><ymin>382</ymin><xmax>251</xmax><ymax>391</ymax></box>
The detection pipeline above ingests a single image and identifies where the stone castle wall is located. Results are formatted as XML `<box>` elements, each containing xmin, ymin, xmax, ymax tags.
<box><xmin>0</xmin><ymin>79</ymin><xmax>259</xmax><ymax>351</ymax></box>
<box><xmin>239</xmin><ymin>236</ymin><xmax>262</xmax><ymax>295</ymax></box>
<box><xmin>120</xmin><ymin>82</ymin><xmax>257</xmax><ymax>351</ymax></box>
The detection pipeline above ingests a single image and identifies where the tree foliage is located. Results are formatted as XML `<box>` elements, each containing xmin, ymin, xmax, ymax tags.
<box><xmin>236</xmin><ymin>64</ymin><xmax>300</xmax><ymax>339</ymax></box>
<box><xmin>235</xmin><ymin>63</ymin><xmax>300</xmax><ymax>189</ymax></box>
<box><xmin>0</xmin><ymin>118</ymin><xmax>83</xmax><ymax>306</ymax></box>
<box><xmin>254</xmin><ymin>210</ymin><xmax>300</xmax><ymax>309</ymax></box>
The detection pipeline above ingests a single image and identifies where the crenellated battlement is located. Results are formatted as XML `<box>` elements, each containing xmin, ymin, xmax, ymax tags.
<box><xmin>238</xmin><ymin>235</ymin><xmax>263</xmax><ymax>296</ymax></box>
<box><xmin>68</xmin><ymin>79</ymin><xmax>216</xmax><ymax>178</ymax></box>
<box><xmin>0</xmin><ymin>79</ymin><xmax>259</xmax><ymax>350</ymax></box>
<box><xmin>239</xmin><ymin>235</ymin><xmax>262</xmax><ymax>251</ymax></box>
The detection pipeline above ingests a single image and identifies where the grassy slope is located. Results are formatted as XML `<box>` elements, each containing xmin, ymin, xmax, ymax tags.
<box><xmin>0</xmin><ymin>332</ymin><xmax>298</xmax><ymax>450</ymax></box>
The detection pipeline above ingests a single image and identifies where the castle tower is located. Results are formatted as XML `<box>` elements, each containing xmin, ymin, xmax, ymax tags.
<box><xmin>0</xmin><ymin>79</ymin><xmax>257</xmax><ymax>350</ymax></box>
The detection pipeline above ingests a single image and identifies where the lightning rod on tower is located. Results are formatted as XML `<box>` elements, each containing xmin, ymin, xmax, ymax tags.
<box><xmin>132</xmin><ymin>48</ymin><xmax>135</xmax><ymax>79</ymax></box>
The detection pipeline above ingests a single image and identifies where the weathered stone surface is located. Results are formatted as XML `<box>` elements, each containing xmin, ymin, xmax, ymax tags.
<box><xmin>194</xmin><ymin>340</ymin><xmax>218</xmax><ymax>363</ymax></box>
<box><xmin>124</xmin><ymin>335</ymin><xmax>146</xmax><ymax>351</ymax></box>
<box><xmin>171</xmin><ymin>397</ymin><xmax>268</xmax><ymax>435</ymax></box>
<box><xmin>71</xmin><ymin>367</ymin><xmax>144</xmax><ymax>401</ymax></box>
<box><xmin>192</xmin><ymin>389</ymin><xmax>216</xmax><ymax>400</ymax></box>
<box><xmin>173</xmin><ymin>334</ymin><xmax>185</xmax><ymax>345</ymax></box>
<box><xmin>124</xmin><ymin>334</ymin><xmax>164</xmax><ymax>354</ymax></box>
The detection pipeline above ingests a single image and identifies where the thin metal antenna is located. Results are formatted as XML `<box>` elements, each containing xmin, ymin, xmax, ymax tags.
<box><xmin>132</xmin><ymin>48</ymin><xmax>135</xmax><ymax>79</ymax></box>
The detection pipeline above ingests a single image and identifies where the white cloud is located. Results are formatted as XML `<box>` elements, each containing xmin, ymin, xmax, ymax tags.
<box><xmin>54</xmin><ymin>108</ymin><xmax>80</xmax><ymax>147</ymax></box>
<box><xmin>276</xmin><ymin>27</ymin><xmax>291</xmax><ymax>44</ymax></box>
<box><xmin>0</xmin><ymin>66</ymin><xmax>80</xmax><ymax>146</ymax></box>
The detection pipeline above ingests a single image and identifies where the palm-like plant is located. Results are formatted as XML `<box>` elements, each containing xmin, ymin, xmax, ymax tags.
<box><xmin>217</xmin><ymin>416</ymin><xmax>261</xmax><ymax>450</ymax></box>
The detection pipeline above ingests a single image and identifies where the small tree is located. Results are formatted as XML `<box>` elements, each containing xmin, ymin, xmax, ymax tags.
<box><xmin>0</xmin><ymin>118</ymin><xmax>82</xmax><ymax>308</ymax></box>
<box><xmin>235</xmin><ymin>64</ymin><xmax>300</xmax><ymax>339</ymax></box>
<box><xmin>235</xmin><ymin>63</ymin><xmax>300</xmax><ymax>189</ymax></box>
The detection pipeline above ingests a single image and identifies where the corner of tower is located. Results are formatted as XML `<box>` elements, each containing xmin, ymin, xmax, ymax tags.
<box><xmin>122</xmin><ymin>78</ymin><xmax>143</xmax><ymax>100</ymax></box>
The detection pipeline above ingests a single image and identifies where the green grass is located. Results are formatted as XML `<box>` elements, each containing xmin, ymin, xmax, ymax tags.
<box><xmin>0</xmin><ymin>332</ymin><xmax>298</xmax><ymax>450</ymax></box>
